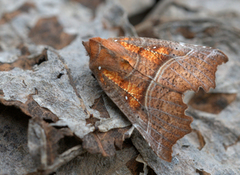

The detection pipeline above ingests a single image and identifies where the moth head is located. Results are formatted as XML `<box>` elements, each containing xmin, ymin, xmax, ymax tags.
<box><xmin>82</xmin><ymin>37</ymin><xmax>130</xmax><ymax>80</ymax></box>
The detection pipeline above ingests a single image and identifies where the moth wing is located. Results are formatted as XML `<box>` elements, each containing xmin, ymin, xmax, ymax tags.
<box><xmin>100</xmin><ymin>70</ymin><xmax>192</xmax><ymax>161</ymax></box>
<box><xmin>89</xmin><ymin>37</ymin><xmax>228</xmax><ymax>162</ymax></box>
<box><xmin>114</xmin><ymin>37</ymin><xmax>228</xmax><ymax>93</ymax></box>
<box><xmin>133</xmin><ymin>41</ymin><xmax>228</xmax><ymax>161</ymax></box>
<box><xmin>139</xmin><ymin>82</ymin><xmax>192</xmax><ymax>161</ymax></box>
<box><xmin>156</xmin><ymin>46</ymin><xmax>228</xmax><ymax>93</ymax></box>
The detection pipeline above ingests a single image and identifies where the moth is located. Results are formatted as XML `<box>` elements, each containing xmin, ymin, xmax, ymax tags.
<box><xmin>82</xmin><ymin>37</ymin><xmax>228</xmax><ymax>162</ymax></box>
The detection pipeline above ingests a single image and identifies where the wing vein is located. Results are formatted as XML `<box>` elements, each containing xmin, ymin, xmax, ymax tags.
<box><xmin>183</xmin><ymin>56</ymin><xmax>214</xmax><ymax>76</ymax></box>
<box><xmin>147</xmin><ymin>96</ymin><xmax>185</xmax><ymax>108</ymax></box>
<box><xmin>182</xmin><ymin>59</ymin><xmax>214</xmax><ymax>85</ymax></box>
<box><xmin>148</xmin><ymin>107</ymin><xmax>191</xmax><ymax>122</ymax></box>
<box><xmin>149</xmin><ymin>113</ymin><xmax>186</xmax><ymax>135</ymax></box>
<box><xmin>170</xmin><ymin>67</ymin><xmax>195</xmax><ymax>89</ymax></box>
<box><xmin>175</xmin><ymin>59</ymin><xmax>208</xmax><ymax>89</ymax></box>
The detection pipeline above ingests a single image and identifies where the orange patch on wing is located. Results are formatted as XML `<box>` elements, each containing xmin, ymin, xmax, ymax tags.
<box><xmin>120</xmin><ymin>41</ymin><xmax>140</xmax><ymax>55</ymax></box>
<box><xmin>120</xmin><ymin>60</ymin><xmax>132</xmax><ymax>71</ymax></box>
<box><xmin>129</xmin><ymin>96</ymin><xmax>139</xmax><ymax>108</ymax></box>
<box><xmin>102</xmin><ymin>69</ymin><xmax>144</xmax><ymax>108</ymax></box>
<box><xmin>117</xmin><ymin>37</ymin><xmax>135</xmax><ymax>42</ymax></box>
<box><xmin>153</xmin><ymin>47</ymin><xmax>169</xmax><ymax>55</ymax></box>
<box><xmin>119</xmin><ymin>42</ymin><xmax>169</xmax><ymax>65</ymax></box>
<box><xmin>139</xmin><ymin>49</ymin><xmax>160</xmax><ymax>64</ymax></box>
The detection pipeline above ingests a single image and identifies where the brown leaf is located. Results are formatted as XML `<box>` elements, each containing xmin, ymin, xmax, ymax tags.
<box><xmin>29</xmin><ymin>17</ymin><xmax>76</xmax><ymax>49</ymax></box>
<box><xmin>86</xmin><ymin>114</ymin><xmax>100</xmax><ymax>126</ymax></box>
<box><xmin>176</xmin><ymin>26</ymin><xmax>196</xmax><ymax>39</ymax></box>
<box><xmin>0</xmin><ymin>96</ymin><xmax>59</xmax><ymax>123</ymax></box>
<box><xmin>82</xmin><ymin>126</ymin><xmax>131</xmax><ymax>157</ymax></box>
<box><xmin>196</xmin><ymin>169</ymin><xmax>211</xmax><ymax>175</ymax></box>
<box><xmin>193</xmin><ymin>129</ymin><xmax>206</xmax><ymax>150</ymax></box>
<box><xmin>0</xmin><ymin>48</ymin><xmax>90</xmax><ymax>173</ymax></box>
<box><xmin>126</xmin><ymin>156</ymin><xmax>145</xmax><ymax>175</ymax></box>
<box><xmin>17</xmin><ymin>43</ymin><xmax>31</xmax><ymax>56</ymax></box>
<box><xmin>0</xmin><ymin>49</ymin><xmax>47</xmax><ymax>71</ymax></box>
<box><xmin>31</xmin><ymin>118</ymin><xmax>65</xmax><ymax>165</ymax></box>
<box><xmin>189</xmin><ymin>88</ymin><xmax>237</xmax><ymax>114</ymax></box>
<box><xmin>28</xmin><ymin>117</ymin><xmax>80</xmax><ymax>169</ymax></box>
<box><xmin>90</xmin><ymin>95</ymin><xmax>110</xmax><ymax>119</ymax></box>
<box><xmin>223</xmin><ymin>136</ymin><xmax>240</xmax><ymax>150</ymax></box>
<box><xmin>0</xmin><ymin>2</ymin><xmax>35</xmax><ymax>25</ymax></box>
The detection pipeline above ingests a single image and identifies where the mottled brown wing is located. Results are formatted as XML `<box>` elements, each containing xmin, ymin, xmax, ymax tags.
<box><xmin>99</xmin><ymin>71</ymin><xmax>190</xmax><ymax>161</ymax></box>
<box><xmin>113</xmin><ymin>37</ymin><xmax>228</xmax><ymax>92</ymax></box>
<box><xmin>83</xmin><ymin>37</ymin><xmax>228</xmax><ymax>162</ymax></box>
<box><xmin>105</xmin><ymin>37</ymin><xmax>228</xmax><ymax>161</ymax></box>
<box><xmin>136</xmin><ymin>83</ymin><xmax>191</xmax><ymax>161</ymax></box>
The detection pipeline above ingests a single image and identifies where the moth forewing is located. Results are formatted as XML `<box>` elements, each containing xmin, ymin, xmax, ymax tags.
<box><xmin>83</xmin><ymin>37</ymin><xmax>228</xmax><ymax>162</ymax></box>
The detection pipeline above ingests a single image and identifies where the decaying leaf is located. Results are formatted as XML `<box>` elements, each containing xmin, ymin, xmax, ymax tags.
<box><xmin>196</xmin><ymin>169</ymin><xmax>211</xmax><ymax>175</ymax></box>
<box><xmin>0</xmin><ymin>48</ymin><xmax>47</xmax><ymax>71</ymax></box>
<box><xmin>192</xmin><ymin>129</ymin><xmax>206</xmax><ymax>150</ymax></box>
<box><xmin>29</xmin><ymin>17</ymin><xmax>77</xmax><ymax>50</ymax></box>
<box><xmin>28</xmin><ymin>117</ymin><xmax>66</xmax><ymax>167</ymax></box>
<box><xmin>0</xmin><ymin>2</ymin><xmax>35</xmax><ymax>25</ymax></box>
<box><xmin>0</xmin><ymin>48</ymin><xmax>93</xmax><ymax>138</ymax></box>
<box><xmin>82</xmin><ymin>126</ymin><xmax>131</xmax><ymax>157</ymax></box>
<box><xmin>0</xmin><ymin>47</ymin><xmax>94</xmax><ymax>172</ymax></box>
<box><xmin>0</xmin><ymin>96</ymin><xmax>59</xmax><ymax>123</ymax></box>
<box><xmin>189</xmin><ymin>88</ymin><xmax>237</xmax><ymax>114</ymax></box>
<box><xmin>90</xmin><ymin>95</ymin><xmax>110</xmax><ymax>119</ymax></box>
